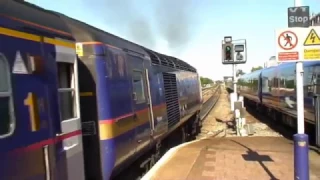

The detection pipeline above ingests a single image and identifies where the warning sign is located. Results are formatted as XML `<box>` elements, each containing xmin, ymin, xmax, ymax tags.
<box><xmin>278</xmin><ymin>31</ymin><xmax>298</xmax><ymax>50</ymax></box>
<box><xmin>76</xmin><ymin>43</ymin><xmax>83</xmax><ymax>57</ymax></box>
<box><xmin>276</xmin><ymin>27</ymin><xmax>320</xmax><ymax>62</ymax></box>
<box><xmin>304</xmin><ymin>29</ymin><xmax>320</xmax><ymax>46</ymax></box>
<box><xmin>304</xmin><ymin>48</ymin><xmax>320</xmax><ymax>60</ymax></box>
<box><xmin>13</xmin><ymin>51</ymin><xmax>28</xmax><ymax>74</ymax></box>
<box><xmin>278</xmin><ymin>52</ymin><xmax>299</xmax><ymax>61</ymax></box>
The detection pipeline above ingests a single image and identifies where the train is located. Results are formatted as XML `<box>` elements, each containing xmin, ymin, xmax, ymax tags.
<box><xmin>0</xmin><ymin>1</ymin><xmax>203</xmax><ymax>180</ymax></box>
<box><xmin>230</xmin><ymin>61</ymin><xmax>320</xmax><ymax>129</ymax></box>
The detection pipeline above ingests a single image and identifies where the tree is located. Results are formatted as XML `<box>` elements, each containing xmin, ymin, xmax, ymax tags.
<box><xmin>200</xmin><ymin>76</ymin><xmax>213</xmax><ymax>86</ymax></box>
<box><xmin>251</xmin><ymin>66</ymin><xmax>263</xmax><ymax>72</ymax></box>
<box><xmin>236</xmin><ymin>69</ymin><xmax>245</xmax><ymax>77</ymax></box>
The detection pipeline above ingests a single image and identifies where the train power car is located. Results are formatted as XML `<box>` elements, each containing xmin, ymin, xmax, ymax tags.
<box><xmin>237</xmin><ymin>61</ymin><xmax>320</xmax><ymax>129</ymax></box>
<box><xmin>0</xmin><ymin>0</ymin><xmax>85</xmax><ymax>180</ymax></box>
<box><xmin>0</xmin><ymin>1</ymin><xmax>203</xmax><ymax>180</ymax></box>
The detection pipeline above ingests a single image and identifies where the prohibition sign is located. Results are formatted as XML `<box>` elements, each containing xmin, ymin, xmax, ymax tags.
<box><xmin>278</xmin><ymin>31</ymin><xmax>298</xmax><ymax>50</ymax></box>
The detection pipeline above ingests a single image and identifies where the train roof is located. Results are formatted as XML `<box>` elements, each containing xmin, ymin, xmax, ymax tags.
<box><xmin>56</xmin><ymin>13</ymin><xmax>148</xmax><ymax>57</ymax></box>
<box><xmin>53</xmin><ymin>12</ymin><xmax>197</xmax><ymax>72</ymax></box>
<box><xmin>238</xmin><ymin>68</ymin><xmax>262</xmax><ymax>79</ymax></box>
<box><xmin>3</xmin><ymin>1</ymin><xmax>197</xmax><ymax>73</ymax></box>
<box><xmin>142</xmin><ymin>48</ymin><xmax>197</xmax><ymax>72</ymax></box>
<box><xmin>240</xmin><ymin>61</ymin><xmax>320</xmax><ymax>78</ymax></box>
<box><xmin>0</xmin><ymin>0</ymin><xmax>72</xmax><ymax>38</ymax></box>
<box><xmin>268</xmin><ymin>61</ymin><xmax>320</xmax><ymax>70</ymax></box>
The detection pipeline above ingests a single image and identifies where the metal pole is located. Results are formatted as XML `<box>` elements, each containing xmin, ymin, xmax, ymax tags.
<box><xmin>233</xmin><ymin>64</ymin><xmax>237</xmax><ymax>96</ymax></box>
<box><xmin>294</xmin><ymin>0</ymin><xmax>301</xmax><ymax>6</ymax></box>
<box><xmin>315</xmin><ymin>95</ymin><xmax>320</xmax><ymax>147</ymax></box>
<box><xmin>233</xmin><ymin>63</ymin><xmax>240</xmax><ymax>135</ymax></box>
<box><xmin>296</xmin><ymin>62</ymin><xmax>304</xmax><ymax>134</ymax></box>
<box><xmin>292</xmin><ymin>1</ymin><xmax>309</xmax><ymax>180</ymax></box>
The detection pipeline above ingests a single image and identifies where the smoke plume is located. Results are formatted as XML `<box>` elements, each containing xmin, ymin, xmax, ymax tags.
<box><xmin>153</xmin><ymin>0</ymin><xmax>197</xmax><ymax>51</ymax></box>
<box><xmin>80</xmin><ymin>0</ymin><xmax>200</xmax><ymax>52</ymax></box>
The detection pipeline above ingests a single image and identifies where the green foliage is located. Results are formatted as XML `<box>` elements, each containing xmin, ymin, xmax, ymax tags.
<box><xmin>236</xmin><ymin>69</ymin><xmax>245</xmax><ymax>77</ymax></box>
<box><xmin>200</xmin><ymin>76</ymin><xmax>213</xmax><ymax>86</ymax></box>
<box><xmin>251</xmin><ymin>66</ymin><xmax>263</xmax><ymax>72</ymax></box>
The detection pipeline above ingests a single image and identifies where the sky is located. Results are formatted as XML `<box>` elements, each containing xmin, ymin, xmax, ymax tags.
<box><xmin>27</xmin><ymin>0</ymin><xmax>320</xmax><ymax>80</ymax></box>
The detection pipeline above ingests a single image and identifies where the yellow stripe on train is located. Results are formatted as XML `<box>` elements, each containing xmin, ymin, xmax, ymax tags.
<box><xmin>0</xmin><ymin>27</ymin><xmax>75</xmax><ymax>49</ymax></box>
<box><xmin>99</xmin><ymin>111</ymin><xmax>149</xmax><ymax>140</ymax></box>
<box><xmin>99</xmin><ymin>106</ymin><xmax>166</xmax><ymax>140</ymax></box>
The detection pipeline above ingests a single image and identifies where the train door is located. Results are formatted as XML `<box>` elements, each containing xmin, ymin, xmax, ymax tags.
<box><xmin>55</xmin><ymin>56</ymin><xmax>85</xmax><ymax>180</ymax></box>
<box><xmin>129</xmin><ymin>55</ymin><xmax>154</xmax><ymax>152</ymax></box>
<box><xmin>274</xmin><ymin>66</ymin><xmax>281</xmax><ymax>107</ymax></box>
<box><xmin>145</xmin><ymin>68</ymin><xmax>155</xmax><ymax>135</ymax></box>
<box><xmin>258</xmin><ymin>73</ymin><xmax>262</xmax><ymax>103</ymax></box>
<box><xmin>0</xmin><ymin>44</ymin><xmax>69</xmax><ymax>180</ymax></box>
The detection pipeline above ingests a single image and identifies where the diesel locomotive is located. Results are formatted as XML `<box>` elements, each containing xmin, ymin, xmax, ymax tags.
<box><xmin>0</xmin><ymin>1</ymin><xmax>203</xmax><ymax>180</ymax></box>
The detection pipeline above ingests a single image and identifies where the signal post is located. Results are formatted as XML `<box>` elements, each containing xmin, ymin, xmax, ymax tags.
<box><xmin>221</xmin><ymin>36</ymin><xmax>247</xmax><ymax>136</ymax></box>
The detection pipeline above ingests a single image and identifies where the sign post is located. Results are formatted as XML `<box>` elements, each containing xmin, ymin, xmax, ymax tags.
<box><xmin>276</xmin><ymin>3</ymin><xmax>319</xmax><ymax>178</ymax></box>
<box><xmin>275</xmin><ymin>27</ymin><xmax>320</xmax><ymax>180</ymax></box>
<box><xmin>293</xmin><ymin>2</ymin><xmax>308</xmax><ymax>180</ymax></box>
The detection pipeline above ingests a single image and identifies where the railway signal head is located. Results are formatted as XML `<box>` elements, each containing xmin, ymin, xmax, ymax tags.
<box><xmin>221</xmin><ymin>38</ymin><xmax>247</xmax><ymax>65</ymax></box>
<box><xmin>225</xmin><ymin>45</ymin><xmax>232</xmax><ymax>60</ymax></box>
<box><xmin>222</xmin><ymin>43</ymin><xmax>234</xmax><ymax>63</ymax></box>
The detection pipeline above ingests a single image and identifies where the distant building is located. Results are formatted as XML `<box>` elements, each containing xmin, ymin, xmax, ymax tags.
<box><xmin>310</xmin><ymin>13</ymin><xmax>320</xmax><ymax>26</ymax></box>
<box><xmin>264</xmin><ymin>56</ymin><xmax>280</xmax><ymax>68</ymax></box>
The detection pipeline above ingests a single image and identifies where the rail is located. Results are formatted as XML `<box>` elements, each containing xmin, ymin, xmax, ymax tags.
<box><xmin>200</xmin><ymin>85</ymin><xmax>221</xmax><ymax>120</ymax></box>
<box><xmin>201</xmin><ymin>85</ymin><xmax>218</xmax><ymax>97</ymax></box>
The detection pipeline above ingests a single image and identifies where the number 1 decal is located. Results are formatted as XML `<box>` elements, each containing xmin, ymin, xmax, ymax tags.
<box><xmin>24</xmin><ymin>92</ymin><xmax>40</xmax><ymax>132</ymax></box>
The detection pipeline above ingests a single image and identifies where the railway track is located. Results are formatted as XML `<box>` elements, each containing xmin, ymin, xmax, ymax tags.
<box><xmin>224</xmin><ymin>87</ymin><xmax>318</xmax><ymax>143</ymax></box>
<box><xmin>207</xmin><ymin>89</ymin><xmax>308</xmax><ymax>139</ymax></box>
<box><xmin>215</xmin><ymin>89</ymin><xmax>320</xmax><ymax>153</ymax></box>
<box><xmin>244</xmin><ymin>103</ymin><xmax>320</xmax><ymax>152</ymax></box>
<box><xmin>198</xmin><ymin>87</ymin><xmax>299</xmax><ymax>139</ymax></box>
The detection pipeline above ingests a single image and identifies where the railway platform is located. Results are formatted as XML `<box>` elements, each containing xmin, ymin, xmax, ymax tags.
<box><xmin>142</xmin><ymin>136</ymin><xmax>320</xmax><ymax>180</ymax></box>
<box><xmin>142</xmin><ymin>88</ymin><xmax>320</xmax><ymax>180</ymax></box>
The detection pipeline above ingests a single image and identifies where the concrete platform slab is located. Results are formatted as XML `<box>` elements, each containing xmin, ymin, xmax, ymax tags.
<box><xmin>142</xmin><ymin>137</ymin><xmax>319</xmax><ymax>180</ymax></box>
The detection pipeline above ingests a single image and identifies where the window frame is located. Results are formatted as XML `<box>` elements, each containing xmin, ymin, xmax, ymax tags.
<box><xmin>0</xmin><ymin>54</ymin><xmax>16</xmax><ymax>139</ymax></box>
<box><xmin>56</xmin><ymin>60</ymin><xmax>79</xmax><ymax>122</ymax></box>
<box><xmin>132</xmin><ymin>69</ymin><xmax>146</xmax><ymax>104</ymax></box>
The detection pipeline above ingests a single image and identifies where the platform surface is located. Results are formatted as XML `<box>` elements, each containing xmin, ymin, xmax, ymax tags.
<box><xmin>142</xmin><ymin>136</ymin><xmax>320</xmax><ymax>180</ymax></box>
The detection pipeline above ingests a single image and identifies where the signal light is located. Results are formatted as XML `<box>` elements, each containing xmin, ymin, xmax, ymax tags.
<box><xmin>222</xmin><ymin>43</ymin><xmax>233</xmax><ymax>61</ymax></box>
<box><xmin>225</xmin><ymin>45</ymin><xmax>232</xmax><ymax>60</ymax></box>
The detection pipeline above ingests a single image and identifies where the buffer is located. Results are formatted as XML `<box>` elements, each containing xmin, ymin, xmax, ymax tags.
<box><xmin>304</xmin><ymin>29</ymin><xmax>320</xmax><ymax>46</ymax></box>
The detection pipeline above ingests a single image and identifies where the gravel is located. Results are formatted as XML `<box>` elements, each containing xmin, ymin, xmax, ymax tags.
<box><xmin>197</xmin><ymin>88</ymin><xmax>283</xmax><ymax>139</ymax></box>
<box><xmin>221</xmin><ymin>122</ymin><xmax>283</xmax><ymax>137</ymax></box>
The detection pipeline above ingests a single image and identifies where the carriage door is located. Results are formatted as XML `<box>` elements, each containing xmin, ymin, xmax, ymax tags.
<box><xmin>129</xmin><ymin>55</ymin><xmax>154</xmax><ymax>152</ymax></box>
<box><xmin>55</xmin><ymin>57</ymin><xmax>85</xmax><ymax>180</ymax></box>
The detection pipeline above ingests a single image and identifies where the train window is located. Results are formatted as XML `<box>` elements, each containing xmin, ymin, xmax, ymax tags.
<box><xmin>57</xmin><ymin>62</ymin><xmax>77</xmax><ymax>121</ymax></box>
<box><xmin>0</xmin><ymin>56</ymin><xmax>14</xmax><ymax>137</ymax></box>
<box><xmin>132</xmin><ymin>70</ymin><xmax>146</xmax><ymax>103</ymax></box>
